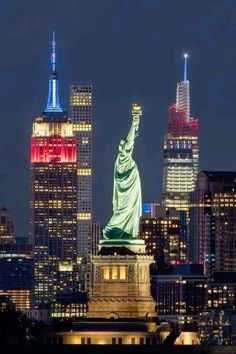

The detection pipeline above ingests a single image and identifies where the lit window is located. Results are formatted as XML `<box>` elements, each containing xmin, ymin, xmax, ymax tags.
<box><xmin>119</xmin><ymin>266</ymin><xmax>126</xmax><ymax>280</ymax></box>
<box><xmin>102</xmin><ymin>266</ymin><xmax>109</xmax><ymax>280</ymax></box>
<box><xmin>112</xmin><ymin>266</ymin><xmax>118</xmax><ymax>280</ymax></box>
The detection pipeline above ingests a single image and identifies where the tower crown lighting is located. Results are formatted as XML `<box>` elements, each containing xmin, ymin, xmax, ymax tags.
<box><xmin>45</xmin><ymin>31</ymin><xmax>63</xmax><ymax>113</ymax></box>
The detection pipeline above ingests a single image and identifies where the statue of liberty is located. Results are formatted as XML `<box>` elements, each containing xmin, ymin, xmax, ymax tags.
<box><xmin>103</xmin><ymin>103</ymin><xmax>142</xmax><ymax>241</ymax></box>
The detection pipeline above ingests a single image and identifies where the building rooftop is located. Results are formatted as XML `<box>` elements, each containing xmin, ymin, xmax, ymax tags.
<box><xmin>201</xmin><ymin>170</ymin><xmax>236</xmax><ymax>181</ymax></box>
<box><xmin>212</xmin><ymin>271</ymin><xmax>236</xmax><ymax>283</ymax></box>
<box><xmin>71</xmin><ymin>320</ymin><xmax>169</xmax><ymax>333</ymax></box>
<box><xmin>98</xmin><ymin>246</ymin><xmax>136</xmax><ymax>256</ymax></box>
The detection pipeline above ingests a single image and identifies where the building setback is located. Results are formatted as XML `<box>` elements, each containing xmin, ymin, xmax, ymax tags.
<box><xmin>29</xmin><ymin>33</ymin><xmax>77</xmax><ymax>307</ymax></box>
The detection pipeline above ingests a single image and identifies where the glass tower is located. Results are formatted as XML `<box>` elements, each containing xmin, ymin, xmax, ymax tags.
<box><xmin>29</xmin><ymin>33</ymin><xmax>77</xmax><ymax>307</ymax></box>
<box><xmin>162</xmin><ymin>55</ymin><xmax>199</xmax><ymax>211</ymax></box>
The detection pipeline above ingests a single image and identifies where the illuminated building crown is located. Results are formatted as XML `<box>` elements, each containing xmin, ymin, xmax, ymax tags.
<box><xmin>176</xmin><ymin>54</ymin><xmax>190</xmax><ymax>120</ymax></box>
<box><xmin>44</xmin><ymin>31</ymin><xmax>63</xmax><ymax>113</ymax></box>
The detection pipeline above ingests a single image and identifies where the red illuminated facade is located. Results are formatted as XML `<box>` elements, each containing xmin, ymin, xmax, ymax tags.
<box><xmin>168</xmin><ymin>103</ymin><xmax>198</xmax><ymax>136</ymax></box>
<box><xmin>30</xmin><ymin>136</ymin><xmax>76</xmax><ymax>163</ymax></box>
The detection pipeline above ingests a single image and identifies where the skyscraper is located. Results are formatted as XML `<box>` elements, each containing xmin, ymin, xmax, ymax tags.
<box><xmin>161</xmin><ymin>54</ymin><xmax>199</xmax><ymax>211</ymax></box>
<box><xmin>29</xmin><ymin>33</ymin><xmax>77</xmax><ymax>307</ymax></box>
<box><xmin>189</xmin><ymin>171</ymin><xmax>236</xmax><ymax>276</ymax></box>
<box><xmin>70</xmin><ymin>85</ymin><xmax>92</xmax><ymax>257</ymax></box>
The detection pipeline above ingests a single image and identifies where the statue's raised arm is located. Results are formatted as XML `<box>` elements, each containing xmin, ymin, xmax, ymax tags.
<box><xmin>102</xmin><ymin>103</ymin><xmax>143</xmax><ymax>241</ymax></box>
<box><xmin>123</xmin><ymin>103</ymin><xmax>142</xmax><ymax>151</ymax></box>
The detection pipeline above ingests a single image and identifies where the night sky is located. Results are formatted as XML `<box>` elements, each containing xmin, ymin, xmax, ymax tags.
<box><xmin>0</xmin><ymin>0</ymin><xmax>236</xmax><ymax>236</ymax></box>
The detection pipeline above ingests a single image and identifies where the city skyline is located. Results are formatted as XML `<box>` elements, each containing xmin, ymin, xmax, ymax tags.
<box><xmin>0</xmin><ymin>0</ymin><xmax>236</xmax><ymax>236</ymax></box>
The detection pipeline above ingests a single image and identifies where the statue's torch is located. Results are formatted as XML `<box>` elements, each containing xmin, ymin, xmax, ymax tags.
<box><xmin>131</xmin><ymin>103</ymin><xmax>142</xmax><ymax>133</ymax></box>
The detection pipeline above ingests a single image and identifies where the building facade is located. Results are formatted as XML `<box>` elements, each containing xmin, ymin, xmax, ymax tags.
<box><xmin>0</xmin><ymin>242</ymin><xmax>33</xmax><ymax>258</ymax></box>
<box><xmin>0</xmin><ymin>257</ymin><xmax>33</xmax><ymax>310</ymax></box>
<box><xmin>87</xmin><ymin>242</ymin><xmax>156</xmax><ymax>319</ymax></box>
<box><xmin>0</xmin><ymin>234</ymin><xmax>33</xmax><ymax>310</ymax></box>
<box><xmin>153</xmin><ymin>265</ymin><xmax>206</xmax><ymax>330</ymax></box>
<box><xmin>199</xmin><ymin>272</ymin><xmax>236</xmax><ymax>345</ymax></box>
<box><xmin>189</xmin><ymin>171</ymin><xmax>236</xmax><ymax>276</ymax></box>
<box><xmin>45</xmin><ymin>321</ymin><xmax>170</xmax><ymax>345</ymax></box>
<box><xmin>85</xmin><ymin>222</ymin><xmax>101</xmax><ymax>297</ymax></box>
<box><xmin>140</xmin><ymin>205</ymin><xmax>182</xmax><ymax>265</ymax></box>
<box><xmin>70</xmin><ymin>85</ymin><xmax>92</xmax><ymax>257</ymax></box>
<box><xmin>29</xmin><ymin>33</ymin><xmax>77</xmax><ymax>307</ymax></box>
<box><xmin>0</xmin><ymin>207</ymin><xmax>14</xmax><ymax>244</ymax></box>
<box><xmin>51</xmin><ymin>291</ymin><xmax>87</xmax><ymax>318</ymax></box>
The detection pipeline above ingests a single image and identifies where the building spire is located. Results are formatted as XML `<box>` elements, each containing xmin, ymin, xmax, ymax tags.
<box><xmin>45</xmin><ymin>31</ymin><xmax>63</xmax><ymax>113</ymax></box>
<box><xmin>51</xmin><ymin>31</ymin><xmax>56</xmax><ymax>72</ymax></box>
<box><xmin>183</xmin><ymin>53</ymin><xmax>188</xmax><ymax>82</ymax></box>
<box><xmin>176</xmin><ymin>53</ymin><xmax>190</xmax><ymax>119</ymax></box>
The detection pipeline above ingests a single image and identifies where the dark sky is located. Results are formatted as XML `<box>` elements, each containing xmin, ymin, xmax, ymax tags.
<box><xmin>0</xmin><ymin>0</ymin><xmax>236</xmax><ymax>236</ymax></box>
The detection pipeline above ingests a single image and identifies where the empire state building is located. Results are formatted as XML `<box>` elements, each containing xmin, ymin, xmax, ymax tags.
<box><xmin>29</xmin><ymin>33</ymin><xmax>77</xmax><ymax>307</ymax></box>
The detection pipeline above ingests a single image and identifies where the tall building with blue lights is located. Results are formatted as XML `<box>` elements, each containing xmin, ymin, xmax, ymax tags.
<box><xmin>29</xmin><ymin>33</ymin><xmax>77</xmax><ymax>307</ymax></box>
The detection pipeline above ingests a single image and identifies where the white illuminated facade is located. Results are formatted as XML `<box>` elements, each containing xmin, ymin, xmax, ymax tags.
<box><xmin>70</xmin><ymin>86</ymin><xmax>92</xmax><ymax>257</ymax></box>
<box><xmin>162</xmin><ymin>135</ymin><xmax>199</xmax><ymax>211</ymax></box>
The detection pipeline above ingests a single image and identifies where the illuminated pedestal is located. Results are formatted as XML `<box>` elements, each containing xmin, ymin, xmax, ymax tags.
<box><xmin>87</xmin><ymin>240</ymin><xmax>156</xmax><ymax>319</ymax></box>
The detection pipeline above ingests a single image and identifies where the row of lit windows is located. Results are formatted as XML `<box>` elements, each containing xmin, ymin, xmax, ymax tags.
<box><xmin>77</xmin><ymin>168</ymin><xmax>91</xmax><ymax>176</ymax></box>
<box><xmin>70</xmin><ymin>99</ymin><xmax>91</xmax><ymax>106</ymax></box>
<box><xmin>73</xmin><ymin>123</ymin><xmax>92</xmax><ymax>131</ymax></box>
<box><xmin>77</xmin><ymin>212</ymin><xmax>91</xmax><ymax>220</ymax></box>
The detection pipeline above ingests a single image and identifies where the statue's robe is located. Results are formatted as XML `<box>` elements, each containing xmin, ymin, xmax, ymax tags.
<box><xmin>103</xmin><ymin>140</ymin><xmax>141</xmax><ymax>239</ymax></box>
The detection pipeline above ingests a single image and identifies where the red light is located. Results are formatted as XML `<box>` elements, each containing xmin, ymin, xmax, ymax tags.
<box><xmin>30</xmin><ymin>135</ymin><xmax>76</xmax><ymax>163</ymax></box>
<box><xmin>167</xmin><ymin>102</ymin><xmax>198</xmax><ymax>136</ymax></box>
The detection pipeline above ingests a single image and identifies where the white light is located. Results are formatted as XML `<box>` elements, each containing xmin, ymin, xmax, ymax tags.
<box><xmin>184</xmin><ymin>53</ymin><xmax>188</xmax><ymax>58</ymax></box>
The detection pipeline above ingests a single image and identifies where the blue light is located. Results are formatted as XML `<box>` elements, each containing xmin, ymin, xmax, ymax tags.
<box><xmin>142</xmin><ymin>203</ymin><xmax>151</xmax><ymax>214</ymax></box>
<box><xmin>183</xmin><ymin>53</ymin><xmax>188</xmax><ymax>82</ymax></box>
<box><xmin>51</xmin><ymin>31</ymin><xmax>56</xmax><ymax>72</ymax></box>
<box><xmin>45</xmin><ymin>31</ymin><xmax>63</xmax><ymax>113</ymax></box>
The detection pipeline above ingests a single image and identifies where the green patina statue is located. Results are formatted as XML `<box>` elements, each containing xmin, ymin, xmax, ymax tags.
<box><xmin>103</xmin><ymin>103</ymin><xmax>142</xmax><ymax>241</ymax></box>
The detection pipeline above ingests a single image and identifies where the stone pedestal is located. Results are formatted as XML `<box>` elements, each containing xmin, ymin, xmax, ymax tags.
<box><xmin>87</xmin><ymin>240</ymin><xmax>156</xmax><ymax>319</ymax></box>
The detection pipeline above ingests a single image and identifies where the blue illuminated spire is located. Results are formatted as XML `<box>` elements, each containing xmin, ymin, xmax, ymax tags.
<box><xmin>183</xmin><ymin>53</ymin><xmax>188</xmax><ymax>82</ymax></box>
<box><xmin>45</xmin><ymin>31</ymin><xmax>63</xmax><ymax>113</ymax></box>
